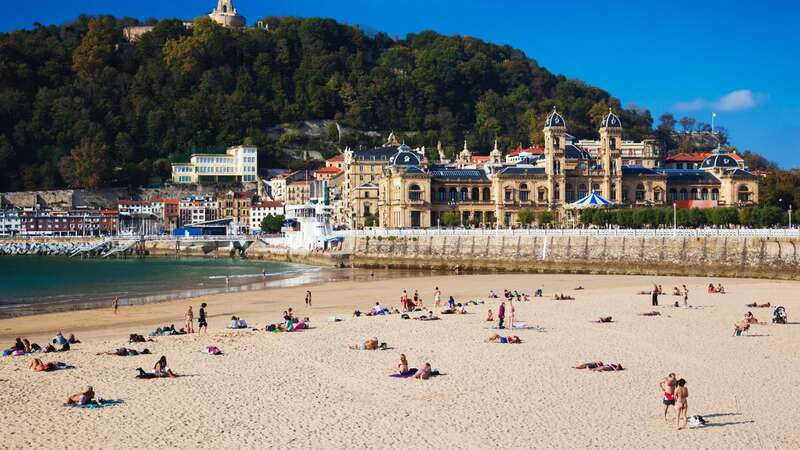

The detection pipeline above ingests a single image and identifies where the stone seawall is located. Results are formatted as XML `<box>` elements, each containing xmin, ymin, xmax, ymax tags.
<box><xmin>340</xmin><ymin>235</ymin><xmax>800</xmax><ymax>280</ymax></box>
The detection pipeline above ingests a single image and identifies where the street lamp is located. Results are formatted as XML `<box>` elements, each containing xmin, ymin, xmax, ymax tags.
<box><xmin>673</xmin><ymin>202</ymin><xmax>677</xmax><ymax>233</ymax></box>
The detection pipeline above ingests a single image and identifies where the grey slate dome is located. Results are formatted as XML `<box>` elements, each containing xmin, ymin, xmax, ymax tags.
<box><xmin>389</xmin><ymin>145</ymin><xmax>421</xmax><ymax>166</ymax></box>
<box><xmin>701</xmin><ymin>151</ymin><xmax>739</xmax><ymax>169</ymax></box>
<box><xmin>601</xmin><ymin>109</ymin><xmax>622</xmax><ymax>128</ymax></box>
<box><xmin>545</xmin><ymin>107</ymin><xmax>566</xmax><ymax>128</ymax></box>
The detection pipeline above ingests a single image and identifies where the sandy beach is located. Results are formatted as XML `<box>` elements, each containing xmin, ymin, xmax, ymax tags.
<box><xmin>1</xmin><ymin>273</ymin><xmax>799</xmax><ymax>449</ymax></box>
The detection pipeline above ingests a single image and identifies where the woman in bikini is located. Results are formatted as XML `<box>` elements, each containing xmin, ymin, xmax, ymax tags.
<box><xmin>591</xmin><ymin>363</ymin><xmax>624</xmax><ymax>371</ymax></box>
<box><xmin>675</xmin><ymin>378</ymin><xmax>689</xmax><ymax>429</ymax></box>
<box><xmin>30</xmin><ymin>358</ymin><xmax>67</xmax><ymax>372</ymax></box>
<box><xmin>153</xmin><ymin>356</ymin><xmax>178</xmax><ymax>377</ymax></box>
<box><xmin>395</xmin><ymin>354</ymin><xmax>409</xmax><ymax>375</ymax></box>
<box><xmin>66</xmin><ymin>386</ymin><xmax>94</xmax><ymax>406</ymax></box>
<box><xmin>574</xmin><ymin>361</ymin><xmax>604</xmax><ymax>369</ymax></box>
<box><xmin>487</xmin><ymin>334</ymin><xmax>522</xmax><ymax>344</ymax></box>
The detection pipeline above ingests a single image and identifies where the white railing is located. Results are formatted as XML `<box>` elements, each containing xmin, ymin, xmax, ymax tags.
<box><xmin>338</xmin><ymin>228</ymin><xmax>800</xmax><ymax>239</ymax></box>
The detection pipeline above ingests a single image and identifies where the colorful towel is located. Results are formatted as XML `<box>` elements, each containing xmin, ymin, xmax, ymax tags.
<box><xmin>65</xmin><ymin>399</ymin><xmax>124</xmax><ymax>409</ymax></box>
<box><xmin>390</xmin><ymin>368</ymin><xmax>418</xmax><ymax>378</ymax></box>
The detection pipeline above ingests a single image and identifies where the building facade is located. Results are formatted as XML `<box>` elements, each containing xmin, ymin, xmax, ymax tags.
<box><xmin>375</xmin><ymin>109</ymin><xmax>759</xmax><ymax>228</ymax></box>
<box><xmin>171</xmin><ymin>145</ymin><xmax>258</xmax><ymax>184</ymax></box>
<box><xmin>250</xmin><ymin>200</ymin><xmax>285</xmax><ymax>232</ymax></box>
<box><xmin>179</xmin><ymin>196</ymin><xmax>220</xmax><ymax>226</ymax></box>
<box><xmin>216</xmin><ymin>190</ymin><xmax>254</xmax><ymax>233</ymax></box>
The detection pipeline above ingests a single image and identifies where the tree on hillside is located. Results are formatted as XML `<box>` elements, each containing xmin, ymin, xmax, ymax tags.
<box><xmin>679</xmin><ymin>116</ymin><xmax>696</xmax><ymax>133</ymax></box>
<box><xmin>58</xmin><ymin>136</ymin><xmax>111</xmax><ymax>189</ymax></box>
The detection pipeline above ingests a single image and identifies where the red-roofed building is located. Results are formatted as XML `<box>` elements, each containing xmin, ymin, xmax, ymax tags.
<box><xmin>326</xmin><ymin>153</ymin><xmax>345</xmax><ymax>170</ymax></box>
<box><xmin>506</xmin><ymin>145</ymin><xmax>544</xmax><ymax>164</ymax></box>
<box><xmin>314</xmin><ymin>165</ymin><xmax>343</xmax><ymax>181</ymax></box>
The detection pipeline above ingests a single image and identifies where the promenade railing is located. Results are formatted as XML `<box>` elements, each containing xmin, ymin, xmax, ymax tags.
<box><xmin>337</xmin><ymin>228</ymin><xmax>800</xmax><ymax>239</ymax></box>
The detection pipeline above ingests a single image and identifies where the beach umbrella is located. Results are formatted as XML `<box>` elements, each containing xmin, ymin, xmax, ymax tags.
<box><xmin>568</xmin><ymin>192</ymin><xmax>613</xmax><ymax>209</ymax></box>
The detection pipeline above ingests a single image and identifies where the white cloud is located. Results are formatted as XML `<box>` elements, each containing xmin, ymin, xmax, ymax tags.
<box><xmin>674</xmin><ymin>89</ymin><xmax>767</xmax><ymax>113</ymax></box>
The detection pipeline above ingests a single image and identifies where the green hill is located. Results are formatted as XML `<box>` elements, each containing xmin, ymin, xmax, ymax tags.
<box><xmin>0</xmin><ymin>15</ymin><xmax>656</xmax><ymax>190</ymax></box>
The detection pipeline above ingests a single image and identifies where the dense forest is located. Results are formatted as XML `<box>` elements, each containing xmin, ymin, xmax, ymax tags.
<box><xmin>0</xmin><ymin>15</ymin><xmax>661</xmax><ymax>191</ymax></box>
<box><xmin>0</xmin><ymin>14</ymin><xmax>784</xmax><ymax>205</ymax></box>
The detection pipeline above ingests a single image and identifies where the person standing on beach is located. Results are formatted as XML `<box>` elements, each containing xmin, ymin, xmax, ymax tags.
<box><xmin>112</xmin><ymin>297</ymin><xmax>119</xmax><ymax>315</ymax></box>
<box><xmin>651</xmin><ymin>284</ymin><xmax>659</xmax><ymax>306</ymax></box>
<box><xmin>498</xmin><ymin>301</ymin><xmax>506</xmax><ymax>329</ymax></box>
<box><xmin>262</xmin><ymin>269</ymin><xmax>267</xmax><ymax>281</ymax></box>
<box><xmin>185</xmin><ymin>306</ymin><xmax>194</xmax><ymax>334</ymax></box>
<box><xmin>682</xmin><ymin>285</ymin><xmax>689</xmax><ymax>307</ymax></box>
<box><xmin>659</xmin><ymin>373</ymin><xmax>677</xmax><ymax>422</ymax></box>
<box><xmin>198</xmin><ymin>303</ymin><xmax>208</xmax><ymax>333</ymax></box>
<box><xmin>434</xmin><ymin>287</ymin><xmax>441</xmax><ymax>307</ymax></box>
<box><xmin>674</xmin><ymin>378</ymin><xmax>689</xmax><ymax>429</ymax></box>
<box><xmin>305</xmin><ymin>290</ymin><xmax>312</xmax><ymax>307</ymax></box>
<box><xmin>508</xmin><ymin>300</ymin><xmax>515</xmax><ymax>329</ymax></box>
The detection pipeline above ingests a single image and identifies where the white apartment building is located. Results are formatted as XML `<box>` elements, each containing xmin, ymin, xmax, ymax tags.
<box><xmin>172</xmin><ymin>145</ymin><xmax>258</xmax><ymax>184</ymax></box>
<box><xmin>250</xmin><ymin>200</ymin><xmax>285</xmax><ymax>232</ymax></box>
<box><xmin>0</xmin><ymin>209</ymin><xmax>21</xmax><ymax>236</ymax></box>
<box><xmin>179</xmin><ymin>196</ymin><xmax>220</xmax><ymax>225</ymax></box>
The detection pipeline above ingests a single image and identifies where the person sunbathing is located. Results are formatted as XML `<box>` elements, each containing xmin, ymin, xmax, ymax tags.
<box><xmin>395</xmin><ymin>354</ymin><xmax>409</xmax><ymax>375</ymax></box>
<box><xmin>413</xmin><ymin>363</ymin><xmax>434</xmax><ymax>380</ymax></box>
<box><xmin>66</xmin><ymin>386</ymin><xmax>95</xmax><ymax>406</ymax></box>
<box><xmin>151</xmin><ymin>356</ymin><xmax>178</xmax><ymax>377</ymax></box>
<box><xmin>42</xmin><ymin>343</ymin><xmax>57</xmax><ymax>353</ymax></box>
<box><xmin>486</xmin><ymin>310</ymin><xmax>493</xmax><ymax>322</ymax></box>
<box><xmin>640</xmin><ymin>311</ymin><xmax>661</xmax><ymax>316</ymax></box>
<box><xmin>553</xmin><ymin>293</ymin><xmax>575</xmax><ymax>300</ymax></box>
<box><xmin>30</xmin><ymin>358</ymin><xmax>67</xmax><ymax>372</ymax></box>
<box><xmin>733</xmin><ymin>320</ymin><xmax>750</xmax><ymax>336</ymax></box>
<box><xmin>745</xmin><ymin>302</ymin><xmax>771</xmax><ymax>308</ymax></box>
<box><xmin>743</xmin><ymin>312</ymin><xmax>759</xmax><ymax>324</ymax></box>
<box><xmin>598</xmin><ymin>316</ymin><xmax>613</xmax><ymax>323</ymax></box>
<box><xmin>349</xmin><ymin>338</ymin><xmax>382</xmax><ymax>351</ymax></box>
<box><xmin>574</xmin><ymin>361</ymin><xmax>604</xmax><ymax>369</ymax></box>
<box><xmin>22</xmin><ymin>339</ymin><xmax>32</xmax><ymax>353</ymax></box>
<box><xmin>67</xmin><ymin>334</ymin><xmax>80</xmax><ymax>344</ymax></box>
<box><xmin>96</xmin><ymin>348</ymin><xmax>151</xmax><ymax>356</ymax></box>
<box><xmin>574</xmin><ymin>286</ymin><xmax>584</xmax><ymax>291</ymax></box>
<box><xmin>591</xmin><ymin>363</ymin><xmax>624</xmax><ymax>371</ymax></box>
<box><xmin>487</xmin><ymin>334</ymin><xmax>522</xmax><ymax>344</ymax></box>
<box><xmin>672</xmin><ymin>287</ymin><xmax>681</xmax><ymax>296</ymax></box>
<box><xmin>717</xmin><ymin>283</ymin><xmax>726</xmax><ymax>294</ymax></box>
<box><xmin>415</xmin><ymin>312</ymin><xmax>440</xmax><ymax>321</ymax></box>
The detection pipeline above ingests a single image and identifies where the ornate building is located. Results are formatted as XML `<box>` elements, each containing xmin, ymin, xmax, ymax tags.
<box><xmin>372</xmin><ymin>109</ymin><xmax>759</xmax><ymax>228</ymax></box>
<box><xmin>124</xmin><ymin>0</ymin><xmax>246</xmax><ymax>42</ymax></box>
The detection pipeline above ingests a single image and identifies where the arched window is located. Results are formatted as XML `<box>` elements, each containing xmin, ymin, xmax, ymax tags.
<box><xmin>680</xmin><ymin>188</ymin><xmax>688</xmax><ymax>200</ymax></box>
<box><xmin>711</xmin><ymin>188</ymin><xmax>719</xmax><ymax>201</ymax></box>
<box><xmin>408</xmin><ymin>184</ymin><xmax>421</xmax><ymax>201</ymax></box>
<box><xmin>554</xmin><ymin>183</ymin><xmax>560</xmax><ymax>201</ymax></box>
<box><xmin>460</xmin><ymin>187</ymin><xmax>469</xmax><ymax>201</ymax></box>
<box><xmin>449</xmin><ymin>187</ymin><xmax>457</xmax><ymax>202</ymax></box>
<box><xmin>701</xmin><ymin>188</ymin><xmax>709</xmax><ymax>200</ymax></box>
<box><xmin>437</xmin><ymin>187</ymin><xmax>446</xmax><ymax>202</ymax></box>
<box><xmin>691</xmin><ymin>188</ymin><xmax>699</xmax><ymax>200</ymax></box>
<box><xmin>566</xmin><ymin>183</ymin><xmax>574</xmax><ymax>202</ymax></box>
<box><xmin>471</xmin><ymin>187</ymin><xmax>479</xmax><ymax>201</ymax></box>
<box><xmin>537</xmin><ymin>187</ymin><xmax>547</xmax><ymax>202</ymax></box>
<box><xmin>738</xmin><ymin>185</ymin><xmax>750</xmax><ymax>203</ymax></box>
<box><xmin>611</xmin><ymin>183</ymin><xmax>617</xmax><ymax>200</ymax></box>
<box><xmin>578</xmin><ymin>183</ymin><xmax>587</xmax><ymax>199</ymax></box>
<box><xmin>654</xmin><ymin>188</ymin><xmax>662</xmax><ymax>202</ymax></box>
<box><xmin>482</xmin><ymin>187</ymin><xmax>491</xmax><ymax>202</ymax></box>
<box><xmin>669</xmin><ymin>188</ymin><xmax>677</xmax><ymax>201</ymax></box>
<box><xmin>609</xmin><ymin>137</ymin><xmax>616</xmax><ymax>150</ymax></box>
<box><xmin>519</xmin><ymin>183</ymin><xmax>529</xmax><ymax>202</ymax></box>
<box><xmin>504</xmin><ymin>187</ymin><xmax>513</xmax><ymax>202</ymax></box>
<box><xmin>636</xmin><ymin>183</ymin><xmax>645</xmax><ymax>201</ymax></box>
<box><xmin>592</xmin><ymin>183</ymin><xmax>600</xmax><ymax>193</ymax></box>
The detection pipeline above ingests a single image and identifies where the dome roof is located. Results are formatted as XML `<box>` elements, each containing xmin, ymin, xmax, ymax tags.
<box><xmin>389</xmin><ymin>145</ymin><xmax>421</xmax><ymax>166</ymax></box>
<box><xmin>601</xmin><ymin>109</ymin><xmax>622</xmax><ymax>128</ymax></box>
<box><xmin>701</xmin><ymin>151</ymin><xmax>739</xmax><ymax>169</ymax></box>
<box><xmin>545</xmin><ymin>107</ymin><xmax>566</xmax><ymax>128</ymax></box>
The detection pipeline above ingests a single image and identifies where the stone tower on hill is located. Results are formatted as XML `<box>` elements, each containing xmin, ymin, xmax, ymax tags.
<box><xmin>210</xmin><ymin>0</ymin><xmax>246</xmax><ymax>28</ymax></box>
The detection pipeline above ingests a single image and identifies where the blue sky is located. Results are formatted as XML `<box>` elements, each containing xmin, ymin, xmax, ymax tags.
<box><xmin>3</xmin><ymin>0</ymin><xmax>799</xmax><ymax>166</ymax></box>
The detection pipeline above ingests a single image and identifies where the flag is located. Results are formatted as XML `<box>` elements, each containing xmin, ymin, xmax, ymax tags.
<box><xmin>712</xmin><ymin>112</ymin><xmax>717</xmax><ymax>118</ymax></box>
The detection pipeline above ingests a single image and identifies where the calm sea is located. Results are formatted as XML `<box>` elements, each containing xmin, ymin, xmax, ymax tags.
<box><xmin>0</xmin><ymin>256</ymin><xmax>322</xmax><ymax>318</ymax></box>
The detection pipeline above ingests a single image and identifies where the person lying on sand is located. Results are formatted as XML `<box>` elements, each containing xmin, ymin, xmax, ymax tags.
<box><xmin>96</xmin><ymin>348</ymin><xmax>151</xmax><ymax>356</ymax></box>
<box><xmin>486</xmin><ymin>334</ymin><xmax>522</xmax><ymax>344</ymax></box>
<box><xmin>395</xmin><ymin>354</ymin><xmax>409</xmax><ymax>375</ymax></box>
<box><xmin>597</xmin><ymin>316</ymin><xmax>613</xmax><ymax>323</ymax></box>
<box><xmin>415</xmin><ymin>312</ymin><xmax>440</xmax><ymax>321</ymax></box>
<box><xmin>640</xmin><ymin>311</ymin><xmax>661</xmax><ymax>316</ymax></box>
<box><xmin>349</xmin><ymin>338</ymin><xmax>387</xmax><ymax>351</ymax></box>
<box><xmin>30</xmin><ymin>358</ymin><xmax>68</xmax><ymax>372</ymax></box>
<box><xmin>745</xmin><ymin>302</ymin><xmax>771</xmax><ymax>308</ymax></box>
<box><xmin>574</xmin><ymin>361</ymin><xmax>604</xmax><ymax>369</ymax></box>
<box><xmin>553</xmin><ymin>293</ymin><xmax>575</xmax><ymax>300</ymax></box>
<box><xmin>574</xmin><ymin>286</ymin><xmax>584</xmax><ymax>290</ymax></box>
<box><xmin>66</xmin><ymin>386</ymin><xmax>95</xmax><ymax>406</ymax></box>
<box><xmin>67</xmin><ymin>334</ymin><xmax>80</xmax><ymax>344</ymax></box>
<box><xmin>412</xmin><ymin>363</ymin><xmax>440</xmax><ymax>380</ymax></box>
<box><xmin>591</xmin><ymin>363</ymin><xmax>624</xmax><ymax>372</ymax></box>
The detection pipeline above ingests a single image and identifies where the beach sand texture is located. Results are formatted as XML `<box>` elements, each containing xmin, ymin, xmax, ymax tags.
<box><xmin>1</xmin><ymin>274</ymin><xmax>798</xmax><ymax>449</ymax></box>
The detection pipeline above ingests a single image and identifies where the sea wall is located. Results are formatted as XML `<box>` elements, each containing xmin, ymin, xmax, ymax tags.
<box><xmin>339</xmin><ymin>234</ymin><xmax>800</xmax><ymax>280</ymax></box>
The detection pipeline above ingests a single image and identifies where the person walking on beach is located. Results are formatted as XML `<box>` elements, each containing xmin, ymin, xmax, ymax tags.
<box><xmin>111</xmin><ymin>297</ymin><xmax>119</xmax><ymax>315</ymax></box>
<box><xmin>651</xmin><ymin>284</ymin><xmax>659</xmax><ymax>306</ymax></box>
<box><xmin>262</xmin><ymin>269</ymin><xmax>267</xmax><ymax>281</ymax></box>
<box><xmin>198</xmin><ymin>303</ymin><xmax>208</xmax><ymax>333</ymax></box>
<box><xmin>305</xmin><ymin>290</ymin><xmax>312</xmax><ymax>307</ymax></box>
<box><xmin>659</xmin><ymin>373</ymin><xmax>678</xmax><ymax>422</ymax></box>
<box><xmin>682</xmin><ymin>285</ymin><xmax>689</xmax><ymax>307</ymax></box>
<box><xmin>434</xmin><ymin>287</ymin><xmax>441</xmax><ymax>307</ymax></box>
<box><xmin>498</xmin><ymin>301</ymin><xmax>506</xmax><ymax>329</ymax></box>
<box><xmin>185</xmin><ymin>306</ymin><xmax>194</xmax><ymax>334</ymax></box>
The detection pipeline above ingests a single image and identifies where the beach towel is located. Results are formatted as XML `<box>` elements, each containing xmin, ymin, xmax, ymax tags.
<box><xmin>327</xmin><ymin>316</ymin><xmax>342</xmax><ymax>322</ymax></box>
<box><xmin>390</xmin><ymin>368</ymin><xmax>418</xmax><ymax>378</ymax></box>
<box><xmin>65</xmin><ymin>399</ymin><xmax>124</xmax><ymax>409</ymax></box>
<box><xmin>202</xmin><ymin>346</ymin><xmax>223</xmax><ymax>355</ymax></box>
<box><xmin>47</xmin><ymin>364</ymin><xmax>75</xmax><ymax>371</ymax></box>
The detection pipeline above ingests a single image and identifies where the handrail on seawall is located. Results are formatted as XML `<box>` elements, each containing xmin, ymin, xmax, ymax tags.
<box><xmin>337</xmin><ymin>228</ymin><xmax>800</xmax><ymax>238</ymax></box>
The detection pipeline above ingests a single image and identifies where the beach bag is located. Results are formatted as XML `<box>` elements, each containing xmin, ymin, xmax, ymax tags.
<box><xmin>688</xmin><ymin>415</ymin><xmax>706</xmax><ymax>427</ymax></box>
<box><xmin>204</xmin><ymin>346</ymin><xmax>222</xmax><ymax>355</ymax></box>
